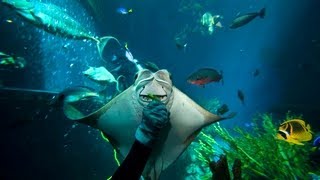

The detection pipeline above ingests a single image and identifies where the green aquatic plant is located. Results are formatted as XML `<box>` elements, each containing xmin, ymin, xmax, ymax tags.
<box><xmin>101</xmin><ymin>132</ymin><xmax>121</xmax><ymax>167</ymax></box>
<box><xmin>185</xmin><ymin>113</ymin><xmax>318</xmax><ymax>179</ymax></box>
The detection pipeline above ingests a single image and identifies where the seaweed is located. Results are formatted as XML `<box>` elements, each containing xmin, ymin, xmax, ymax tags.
<box><xmin>185</xmin><ymin>113</ymin><xmax>319</xmax><ymax>179</ymax></box>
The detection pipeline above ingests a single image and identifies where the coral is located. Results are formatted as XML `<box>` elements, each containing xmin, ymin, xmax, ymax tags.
<box><xmin>185</xmin><ymin>113</ymin><xmax>319</xmax><ymax>179</ymax></box>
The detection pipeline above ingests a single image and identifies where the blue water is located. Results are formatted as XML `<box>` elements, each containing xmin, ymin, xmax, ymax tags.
<box><xmin>0</xmin><ymin>0</ymin><xmax>319</xmax><ymax>179</ymax></box>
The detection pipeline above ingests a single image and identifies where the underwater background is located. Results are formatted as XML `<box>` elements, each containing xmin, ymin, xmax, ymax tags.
<box><xmin>0</xmin><ymin>0</ymin><xmax>319</xmax><ymax>179</ymax></box>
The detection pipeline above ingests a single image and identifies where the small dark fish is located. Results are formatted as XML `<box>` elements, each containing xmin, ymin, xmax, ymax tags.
<box><xmin>217</xmin><ymin>104</ymin><xmax>229</xmax><ymax>115</ymax></box>
<box><xmin>237</xmin><ymin>89</ymin><xmax>245</xmax><ymax>105</ymax></box>
<box><xmin>187</xmin><ymin>68</ymin><xmax>223</xmax><ymax>87</ymax></box>
<box><xmin>175</xmin><ymin>37</ymin><xmax>187</xmax><ymax>52</ymax></box>
<box><xmin>230</xmin><ymin>8</ymin><xmax>265</xmax><ymax>29</ymax></box>
<box><xmin>209</xmin><ymin>155</ymin><xmax>242</xmax><ymax>179</ymax></box>
<box><xmin>252</xmin><ymin>69</ymin><xmax>260</xmax><ymax>77</ymax></box>
<box><xmin>143</xmin><ymin>61</ymin><xmax>160</xmax><ymax>72</ymax></box>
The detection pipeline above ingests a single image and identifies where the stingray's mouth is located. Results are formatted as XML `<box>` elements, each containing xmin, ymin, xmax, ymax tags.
<box><xmin>139</xmin><ymin>94</ymin><xmax>168</xmax><ymax>102</ymax></box>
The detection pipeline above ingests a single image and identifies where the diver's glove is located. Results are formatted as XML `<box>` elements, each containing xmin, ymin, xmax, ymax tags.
<box><xmin>135</xmin><ymin>100</ymin><xmax>170</xmax><ymax>147</ymax></box>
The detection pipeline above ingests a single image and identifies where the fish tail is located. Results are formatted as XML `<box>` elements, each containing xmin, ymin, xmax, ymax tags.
<box><xmin>259</xmin><ymin>7</ymin><xmax>266</xmax><ymax>18</ymax></box>
<box><xmin>96</xmin><ymin>36</ymin><xmax>121</xmax><ymax>60</ymax></box>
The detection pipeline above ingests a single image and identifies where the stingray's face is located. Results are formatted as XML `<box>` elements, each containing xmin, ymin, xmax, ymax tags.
<box><xmin>134</xmin><ymin>69</ymin><xmax>173</xmax><ymax>105</ymax></box>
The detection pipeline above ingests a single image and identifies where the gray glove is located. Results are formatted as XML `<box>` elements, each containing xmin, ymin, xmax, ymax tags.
<box><xmin>135</xmin><ymin>100</ymin><xmax>170</xmax><ymax>147</ymax></box>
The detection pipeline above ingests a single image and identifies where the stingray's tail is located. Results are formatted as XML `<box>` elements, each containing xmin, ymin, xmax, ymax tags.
<box><xmin>95</xmin><ymin>36</ymin><xmax>121</xmax><ymax>60</ymax></box>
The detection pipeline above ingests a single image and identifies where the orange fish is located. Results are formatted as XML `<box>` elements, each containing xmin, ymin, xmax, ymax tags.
<box><xmin>276</xmin><ymin>119</ymin><xmax>313</xmax><ymax>145</ymax></box>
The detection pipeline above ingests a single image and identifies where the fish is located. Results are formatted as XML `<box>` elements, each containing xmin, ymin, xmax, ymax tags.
<box><xmin>174</xmin><ymin>25</ymin><xmax>188</xmax><ymax>51</ymax></box>
<box><xmin>50</xmin><ymin>86</ymin><xmax>107</xmax><ymax>119</ymax></box>
<box><xmin>63</xmin><ymin>69</ymin><xmax>236</xmax><ymax>179</ymax></box>
<box><xmin>276</xmin><ymin>119</ymin><xmax>313</xmax><ymax>145</ymax></box>
<box><xmin>229</xmin><ymin>8</ymin><xmax>265</xmax><ymax>29</ymax></box>
<box><xmin>217</xmin><ymin>104</ymin><xmax>229</xmax><ymax>115</ymax></box>
<box><xmin>175</xmin><ymin>37</ymin><xmax>187</xmax><ymax>52</ymax></box>
<box><xmin>311</xmin><ymin>136</ymin><xmax>320</xmax><ymax>151</ymax></box>
<box><xmin>252</xmin><ymin>69</ymin><xmax>260</xmax><ymax>77</ymax></box>
<box><xmin>83</xmin><ymin>66</ymin><xmax>123</xmax><ymax>92</ymax></box>
<box><xmin>2</xmin><ymin>0</ymin><xmax>118</xmax><ymax>59</ymax></box>
<box><xmin>142</xmin><ymin>61</ymin><xmax>160</xmax><ymax>72</ymax></box>
<box><xmin>215</xmin><ymin>21</ymin><xmax>223</xmax><ymax>28</ymax></box>
<box><xmin>201</xmin><ymin>12</ymin><xmax>223</xmax><ymax>35</ymax></box>
<box><xmin>313</xmin><ymin>136</ymin><xmax>320</xmax><ymax>147</ymax></box>
<box><xmin>51</xmin><ymin>86</ymin><xmax>100</xmax><ymax>105</ymax></box>
<box><xmin>116</xmin><ymin>7</ymin><xmax>133</xmax><ymax>15</ymax></box>
<box><xmin>237</xmin><ymin>90</ymin><xmax>245</xmax><ymax>105</ymax></box>
<box><xmin>83</xmin><ymin>66</ymin><xmax>117</xmax><ymax>84</ymax></box>
<box><xmin>187</xmin><ymin>68</ymin><xmax>223</xmax><ymax>87</ymax></box>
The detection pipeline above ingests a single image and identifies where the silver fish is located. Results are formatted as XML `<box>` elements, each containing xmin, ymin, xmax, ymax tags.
<box><xmin>230</xmin><ymin>8</ymin><xmax>265</xmax><ymax>29</ymax></box>
<box><xmin>2</xmin><ymin>0</ymin><xmax>118</xmax><ymax>59</ymax></box>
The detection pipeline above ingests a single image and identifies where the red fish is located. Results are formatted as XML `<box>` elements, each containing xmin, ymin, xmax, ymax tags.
<box><xmin>187</xmin><ymin>68</ymin><xmax>223</xmax><ymax>87</ymax></box>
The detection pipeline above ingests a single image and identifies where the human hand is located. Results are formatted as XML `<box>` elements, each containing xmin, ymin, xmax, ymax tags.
<box><xmin>135</xmin><ymin>100</ymin><xmax>170</xmax><ymax>147</ymax></box>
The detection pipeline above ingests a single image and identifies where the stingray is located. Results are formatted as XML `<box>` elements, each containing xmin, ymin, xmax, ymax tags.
<box><xmin>64</xmin><ymin>69</ymin><xmax>236</xmax><ymax>179</ymax></box>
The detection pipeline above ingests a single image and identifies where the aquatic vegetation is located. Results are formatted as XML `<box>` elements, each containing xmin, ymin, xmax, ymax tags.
<box><xmin>185</xmin><ymin>113</ymin><xmax>319</xmax><ymax>179</ymax></box>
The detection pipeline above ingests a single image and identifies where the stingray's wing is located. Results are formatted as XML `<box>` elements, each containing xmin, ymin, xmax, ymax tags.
<box><xmin>65</xmin><ymin>86</ymin><xmax>142</xmax><ymax>157</ymax></box>
<box><xmin>144</xmin><ymin>87</ymin><xmax>233</xmax><ymax>179</ymax></box>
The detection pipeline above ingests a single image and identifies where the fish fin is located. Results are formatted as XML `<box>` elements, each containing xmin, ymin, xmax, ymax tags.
<box><xmin>259</xmin><ymin>7</ymin><xmax>266</xmax><ymax>18</ymax></box>
<box><xmin>97</xmin><ymin>36</ymin><xmax>120</xmax><ymax>60</ymax></box>
<box><xmin>286</xmin><ymin>138</ymin><xmax>304</xmax><ymax>145</ymax></box>
<box><xmin>215</xmin><ymin>21</ymin><xmax>223</xmax><ymax>28</ymax></box>
<box><xmin>306</xmin><ymin>124</ymin><xmax>313</xmax><ymax>133</ymax></box>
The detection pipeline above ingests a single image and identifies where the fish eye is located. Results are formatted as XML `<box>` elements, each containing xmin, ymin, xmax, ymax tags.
<box><xmin>278</xmin><ymin>131</ymin><xmax>287</xmax><ymax>139</ymax></box>
<box><xmin>134</xmin><ymin>73</ymin><xmax>138</xmax><ymax>80</ymax></box>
